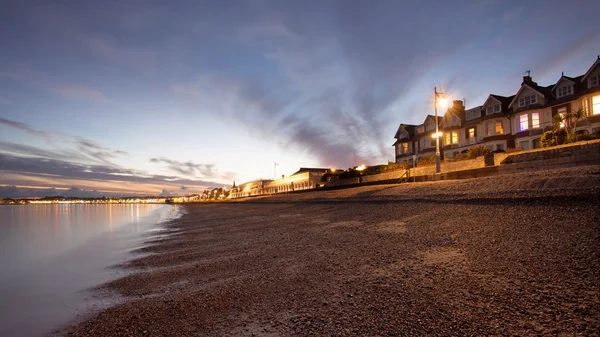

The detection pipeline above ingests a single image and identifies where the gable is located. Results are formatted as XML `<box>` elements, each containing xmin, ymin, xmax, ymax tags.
<box><xmin>551</xmin><ymin>76</ymin><xmax>575</xmax><ymax>91</ymax></box>
<box><xmin>508</xmin><ymin>84</ymin><xmax>545</xmax><ymax>109</ymax></box>
<box><xmin>581</xmin><ymin>57</ymin><xmax>600</xmax><ymax>81</ymax></box>
<box><xmin>482</xmin><ymin>95</ymin><xmax>501</xmax><ymax>108</ymax></box>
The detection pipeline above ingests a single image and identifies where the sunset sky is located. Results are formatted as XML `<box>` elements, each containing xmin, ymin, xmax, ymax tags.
<box><xmin>1</xmin><ymin>0</ymin><xmax>599</xmax><ymax>197</ymax></box>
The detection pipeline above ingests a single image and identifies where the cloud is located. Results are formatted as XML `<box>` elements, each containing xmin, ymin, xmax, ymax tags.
<box><xmin>0</xmin><ymin>153</ymin><xmax>222</xmax><ymax>190</ymax></box>
<box><xmin>0</xmin><ymin>118</ymin><xmax>56</xmax><ymax>142</ymax></box>
<box><xmin>74</xmin><ymin>137</ymin><xmax>127</xmax><ymax>164</ymax></box>
<box><xmin>159</xmin><ymin>188</ymin><xmax>173</xmax><ymax>197</ymax></box>
<box><xmin>0</xmin><ymin>185</ymin><xmax>141</xmax><ymax>199</ymax></box>
<box><xmin>54</xmin><ymin>85</ymin><xmax>109</xmax><ymax>103</ymax></box>
<box><xmin>150</xmin><ymin>157</ymin><xmax>216</xmax><ymax>178</ymax></box>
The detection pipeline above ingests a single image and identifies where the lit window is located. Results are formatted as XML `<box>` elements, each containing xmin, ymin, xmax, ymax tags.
<box><xmin>445</xmin><ymin>133</ymin><xmax>451</xmax><ymax>145</ymax></box>
<box><xmin>519</xmin><ymin>114</ymin><xmax>528</xmax><ymax>131</ymax></box>
<box><xmin>402</xmin><ymin>143</ymin><xmax>408</xmax><ymax>153</ymax></box>
<box><xmin>519</xmin><ymin>94</ymin><xmax>537</xmax><ymax>107</ymax></box>
<box><xmin>581</xmin><ymin>99</ymin><xmax>589</xmax><ymax>116</ymax></box>
<box><xmin>451</xmin><ymin>131</ymin><xmax>458</xmax><ymax>144</ymax></box>
<box><xmin>486</xmin><ymin>122</ymin><xmax>493</xmax><ymax>136</ymax></box>
<box><xmin>558</xmin><ymin>107</ymin><xmax>567</xmax><ymax>128</ymax></box>
<box><xmin>495</xmin><ymin>121</ymin><xmax>503</xmax><ymax>134</ymax></box>
<box><xmin>557</xmin><ymin>85</ymin><xmax>573</xmax><ymax>98</ymax></box>
<box><xmin>468</xmin><ymin>128</ymin><xmax>475</xmax><ymax>140</ymax></box>
<box><xmin>590</xmin><ymin>75</ymin><xmax>599</xmax><ymax>87</ymax></box>
<box><xmin>593</xmin><ymin>95</ymin><xmax>600</xmax><ymax>115</ymax></box>
<box><xmin>532</xmin><ymin>113</ymin><xmax>540</xmax><ymax>128</ymax></box>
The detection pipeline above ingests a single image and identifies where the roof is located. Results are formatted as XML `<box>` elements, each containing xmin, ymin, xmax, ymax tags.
<box><xmin>291</xmin><ymin>167</ymin><xmax>331</xmax><ymax>176</ymax></box>
<box><xmin>581</xmin><ymin>56</ymin><xmax>600</xmax><ymax>81</ymax></box>
<box><xmin>394</xmin><ymin>123</ymin><xmax>417</xmax><ymax>139</ymax></box>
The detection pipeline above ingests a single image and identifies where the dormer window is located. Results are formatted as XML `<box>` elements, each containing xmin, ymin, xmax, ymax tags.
<box><xmin>518</xmin><ymin>94</ymin><xmax>537</xmax><ymax>107</ymax></box>
<box><xmin>557</xmin><ymin>84</ymin><xmax>573</xmax><ymax>98</ymax></box>
<box><xmin>466</xmin><ymin>109</ymin><xmax>481</xmax><ymax>120</ymax></box>
<box><xmin>486</xmin><ymin>103</ymin><xmax>500</xmax><ymax>115</ymax></box>
<box><xmin>590</xmin><ymin>75</ymin><xmax>599</xmax><ymax>87</ymax></box>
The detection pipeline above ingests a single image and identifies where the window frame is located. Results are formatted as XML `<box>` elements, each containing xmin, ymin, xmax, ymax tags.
<box><xmin>519</xmin><ymin>94</ymin><xmax>537</xmax><ymax>107</ymax></box>
<box><xmin>495</xmin><ymin>120</ymin><xmax>503</xmax><ymax>134</ymax></box>
<box><xmin>519</xmin><ymin>114</ymin><xmax>528</xmax><ymax>131</ymax></box>
<box><xmin>531</xmin><ymin>112</ymin><xmax>540</xmax><ymax>128</ymax></box>
<box><xmin>593</xmin><ymin>95</ymin><xmax>600</xmax><ymax>115</ymax></box>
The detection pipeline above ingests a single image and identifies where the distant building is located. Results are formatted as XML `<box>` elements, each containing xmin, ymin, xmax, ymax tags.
<box><xmin>394</xmin><ymin>56</ymin><xmax>600</xmax><ymax>163</ymax></box>
<box><xmin>229</xmin><ymin>168</ymin><xmax>331</xmax><ymax>199</ymax></box>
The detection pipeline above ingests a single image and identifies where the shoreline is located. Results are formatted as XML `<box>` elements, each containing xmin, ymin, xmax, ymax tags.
<box><xmin>61</xmin><ymin>166</ymin><xmax>599</xmax><ymax>336</ymax></box>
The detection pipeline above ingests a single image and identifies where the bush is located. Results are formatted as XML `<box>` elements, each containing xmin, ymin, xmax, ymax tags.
<box><xmin>506</xmin><ymin>147</ymin><xmax>524</xmax><ymax>153</ymax></box>
<box><xmin>540</xmin><ymin>129</ymin><xmax>567</xmax><ymax>148</ymax></box>
<box><xmin>363</xmin><ymin>165</ymin><xmax>387</xmax><ymax>176</ymax></box>
<box><xmin>466</xmin><ymin>145</ymin><xmax>492</xmax><ymax>159</ymax></box>
<box><xmin>417</xmin><ymin>155</ymin><xmax>435</xmax><ymax>166</ymax></box>
<box><xmin>540</xmin><ymin>130</ymin><xmax>556</xmax><ymax>148</ymax></box>
<box><xmin>339</xmin><ymin>169</ymin><xmax>362</xmax><ymax>180</ymax></box>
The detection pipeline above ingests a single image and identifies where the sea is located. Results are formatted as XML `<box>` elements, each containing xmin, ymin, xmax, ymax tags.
<box><xmin>0</xmin><ymin>203</ymin><xmax>184</xmax><ymax>337</ymax></box>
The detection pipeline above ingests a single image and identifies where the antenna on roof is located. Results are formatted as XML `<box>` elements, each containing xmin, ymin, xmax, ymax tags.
<box><xmin>562</xmin><ymin>71</ymin><xmax>564</xmax><ymax>76</ymax></box>
<box><xmin>525</xmin><ymin>70</ymin><xmax>531</xmax><ymax>77</ymax></box>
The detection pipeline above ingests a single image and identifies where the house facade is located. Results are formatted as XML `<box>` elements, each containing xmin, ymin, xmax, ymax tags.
<box><xmin>393</xmin><ymin>56</ymin><xmax>600</xmax><ymax>163</ymax></box>
<box><xmin>229</xmin><ymin>168</ymin><xmax>329</xmax><ymax>199</ymax></box>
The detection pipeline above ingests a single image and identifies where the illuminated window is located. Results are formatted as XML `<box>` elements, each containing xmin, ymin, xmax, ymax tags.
<box><xmin>402</xmin><ymin>143</ymin><xmax>408</xmax><ymax>153</ymax></box>
<box><xmin>468</xmin><ymin>127</ymin><xmax>475</xmax><ymax>142</ymax></box>
<box><xmin>519</xmin><ymin>114</ymin><xmax>528</xmax><ymax>131</ymax></box>
<box><xmin>558</xmin><ymin>107</ymin><xmax>567</xmax><ymax>128</ymax></box>
<box><xmin>582</xmin><ymin>98</ymin><xmax>589</xmax><ymax>116</ymax></box>
<box><xmin>532</xmin><ymin>113</ymin><xmax>540</xmax><ymax>128</ymax></box>
<box><xmin>445</xmin><ymin>131</ymin><xmax>458</xmax><ymax>144</ymax></box>
<box><xmin>557</xmin><ymin>85</ymin><xmax>573</xmax><ymax>98</ymax></box>
<box><xmin>519</xmin><ymin>94</ymin><xmax>537</xmax><ymax>107</ymax></box>
<box><xmin>495</xmin><ymin>121</ymin><xmax>503</xmax><ymax>134</ymax></box>
<box><xmin>593</xmin><ymin>95</ymin><xmax>600</xmax><ymax>115</ymax></box>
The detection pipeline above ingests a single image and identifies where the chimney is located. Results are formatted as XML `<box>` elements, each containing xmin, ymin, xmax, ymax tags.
<box><xmin>452</xmin><ymin>100</ymin><xmax>464</xmax><ymax>109</ymax></box>
<box><xmin>522</xmin><ymin>70</ymin><xmax>534</xmax><ymax>85</ymax></box>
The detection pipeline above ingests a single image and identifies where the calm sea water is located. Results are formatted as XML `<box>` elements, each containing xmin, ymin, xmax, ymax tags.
<box><xmin>0</xmin><ymin>203</ymin><xmax>183</xmax><ymax>337</ymax></box>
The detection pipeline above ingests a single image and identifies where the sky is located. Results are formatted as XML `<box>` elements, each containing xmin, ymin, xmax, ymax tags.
<box><xmin>1</xmin><ymin>0</ymin><xmax>599</xmax><ymax>197</ymax></box>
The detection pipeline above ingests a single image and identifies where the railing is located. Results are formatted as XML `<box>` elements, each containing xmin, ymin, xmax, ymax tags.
<box><xmin>397</xmin><ymin>170</ymin><xmax>409</xmax><ymax>184</ymax></box>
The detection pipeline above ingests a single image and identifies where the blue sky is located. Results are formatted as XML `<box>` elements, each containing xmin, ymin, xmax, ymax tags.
<box><xmin>1</xmin><ymin>0</ymin><xmax>599</xmax><ymax>197</ymax></box>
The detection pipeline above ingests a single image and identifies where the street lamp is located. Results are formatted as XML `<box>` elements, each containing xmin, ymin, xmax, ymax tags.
<box><xmin>434</xmin><ymin>87</ymin><xmax>447</xmax><ymax>174</ymax></box>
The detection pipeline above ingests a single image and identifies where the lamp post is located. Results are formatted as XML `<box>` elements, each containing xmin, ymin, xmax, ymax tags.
<box><xmin>433</xmin><ymin>87</ymin><xmax>447</xmax><ymax>174</ymax></box>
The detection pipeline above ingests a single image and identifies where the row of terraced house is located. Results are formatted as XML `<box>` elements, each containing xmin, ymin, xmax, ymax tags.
<box><xmin>393</xmin><ymin>56</ymin><xmax>600</xmax><ymax>164</ymax></box>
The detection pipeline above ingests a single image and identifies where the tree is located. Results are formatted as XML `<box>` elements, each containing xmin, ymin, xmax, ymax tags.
<box><xmin>566</xmin><ymin>107</ymin><xmax>587</xmax><ymax>142</ymax></box>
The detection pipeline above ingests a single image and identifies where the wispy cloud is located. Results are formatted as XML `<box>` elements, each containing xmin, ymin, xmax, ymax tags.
<box><xmin>0</xmin><ymin>153</ymin><xmax>223</xmax><ymax>191</ymax></box>
<box><xmin>0</xmin><ymin>118</ymin><xmax>56</xmax><ymax>142</ymax></box>
<box><xmin>150</xmin><ymin>157</ymin><xmax>216</xmax><ymax>178</ymax></box>
<box><xmin>54</xmin><ymin>85</ymin><xmax>109</xmax><ymax>103</ymax></box>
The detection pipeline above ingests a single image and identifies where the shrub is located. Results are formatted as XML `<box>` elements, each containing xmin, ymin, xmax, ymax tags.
<box><xmin>466</xmin><ymin>145</ymin><xmax>492</xmax><ymax>159</ymax></box>
<box><xmin>339</xmin><ymin>169</ymin><xmax>362</xmax><ymax>180</ymax></box>
<box><xmin>541</xmin><ymin>129</ymin><xmax>567</xmax><ymax>147</ymax></box>
<box><xmin>540</xmin><ymin>130</ymin><xmax>556</xmax><ymax>148</ymax></box>
<box><xmin>506</xmin><ymin>147</ymin><xmax>524</xmax><ymax>153</ymax></box>
<box><xmin>363</xmin><ymin>165</ymin><xmax>387</xmax><ymax>176</ymax></box>
<box><xmin>417</xmin><ymin>155</ymin><xmax>435</xmax><ymax>166</ymax></box>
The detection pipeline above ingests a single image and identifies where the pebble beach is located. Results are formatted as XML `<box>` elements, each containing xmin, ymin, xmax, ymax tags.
<box><xmin>62</xmin><ymin>166</ymin><xmax>600</xmax><ymax>336</ymax></box>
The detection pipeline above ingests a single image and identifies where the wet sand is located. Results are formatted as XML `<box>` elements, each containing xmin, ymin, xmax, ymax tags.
<box><xmin>62</xmin><ymin>166</ymin><xmax>600</xmax><ymax>336</ymax></box>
